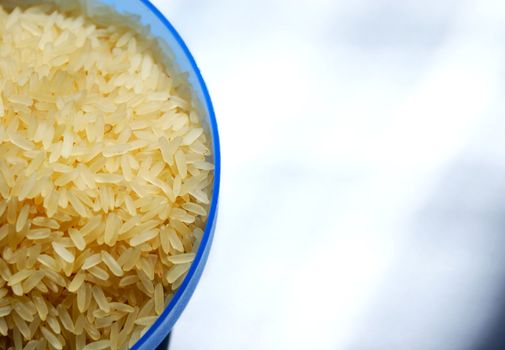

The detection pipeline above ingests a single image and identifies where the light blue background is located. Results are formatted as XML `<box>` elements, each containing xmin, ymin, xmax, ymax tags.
<box><xmin>153</xmin><ymin>1</ymin><xmax>505</xmax><ymax>349</ymax></box>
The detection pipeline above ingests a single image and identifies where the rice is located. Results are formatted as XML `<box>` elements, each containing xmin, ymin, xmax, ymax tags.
<box><xmin>0</xmin><ymin>2</ymin><xmax>213</xmax><ymax>348</ymax></box>
<box><xmin>168</xmin><ymin>253</ymin><xmax>196</xmax><ymax>265</ymax></box>
<box><xmin>52</xmin><ymin>242</ymin><xmax>75</xmax><ymax>263</ymax></box>
<box><xmin>57</xmin><ymin>305</ymin><xmax>75</xmax><ymax>332</ymax></box>
<box><xmin>33</xmin><ymin>295</ymin><xmax>48</xmax><ymax>321</ymax></box>
<box><xmin>12</xmin><ymin>312</ymin><xmax>30</xmax><ymax>339</ymax></box>
<box><xmin>68</xmin><ymin>272</ymin><xmax>86</xmax><ymax>293</ymax></box>
<box><xmin>69</xmin><ymin>228</ymin><xmax>87</xmax><ymax>251</ymax></box>
<box><xmin>0</xmin><ymin>306</ymin><xmax>12</xmax><ymax>317</ymax></box>
<box><xmin>21</xmin><ymin>270</ymin><xmax>45</xmax><ymax>293</ymax></box>
<box><xmin>91</xmin><ymin>286</ymin><xmax>110</xmax><ymax>313</ymax></box>
<box><xmin>134</xmin><ymin>316</ymin><xmax>158</xmax><ymax>327</ymax></box>
<box><xmin>88</xmin><ymin>266</ymin><xmax>110</xmax><ymax>281</ymax></box>
<box><xmin>154</xmin><ymin>283</ymin><xmax>164</xmax><ymax>315</ymax></box>
<box><xmin>83</xmin><ymin>340</ymin><xmax>111</xmax><ymax>350</ymax></box>
<box><xmin>40</xmin><ymin>326</ymin><xmax>62</xmax><ymax>350</ymax></box>
<box><xmin>101</xmin><ymin>251</ymin><xmax>123</xmax><ymax>277</ymax></box>
<box><xmin>166</xmin><ymin>263</ymin><xmax>193</xmax><ymax>284</ymax></box>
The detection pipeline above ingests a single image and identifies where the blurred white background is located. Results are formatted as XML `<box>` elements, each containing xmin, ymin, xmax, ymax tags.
<box><xmin>152</xmin><ymin>1</ymin><xmax>505</xmax><ymax>349</ymax></box>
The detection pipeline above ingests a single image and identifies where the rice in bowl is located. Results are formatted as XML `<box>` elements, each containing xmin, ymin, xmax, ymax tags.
<box><xmin>0</xmin><ymin>3</ymin><xmax>214</xmax><ymax>349</ymax></box>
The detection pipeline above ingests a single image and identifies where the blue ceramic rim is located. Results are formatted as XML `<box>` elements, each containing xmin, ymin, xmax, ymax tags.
<box><xmin>130</xmin><ymin>1</ymin><xmax>221</xmax><ymax>349</ymax></box>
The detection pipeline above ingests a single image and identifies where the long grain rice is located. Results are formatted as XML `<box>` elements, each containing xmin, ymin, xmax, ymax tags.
<box><xmin>91</xmin><ymin>286</ymin><xmax>110</xmax><ymax>313</ymax></box>
<box><xmin>101</xmin><ymin>251</ymin><xmax>124</xmax><ymax>277</ymax></box>
<box><xmin>46</xmin><ymin>315</ymin><xmax>61</xmax><ymax>334</ymax></box>
<box><xmin>167</xmin><ymin>253</ymin><xmax>196</xmax><ymax>265</ymax></box>
<box><xmin>83</xmin><ymin>340</ymin><xmax>111</xmax><ymax>350</ymax></box>
<box><xmin>52</xmin><ymin>242</ymin><xmax>75</xmax><ymax>263</ymax></box>
<box><xmin>40</xmin><ymin>326</ymin><xmax>62</xmax><ymax>350</ymax></box>
<box><xmin>21</xmin><ymin>271</ymin><xmax>45</xmax><ymax>293</ymax></box>
<box><xmin>69</xmin><ymin>228</ymin><xmax>87</xmax><ymax>251</ymax></box>
<box><xmin>81</xmin><ymin>254</ymin><xmax>102</xmax><ymax>270</ymax></box>
<box><xmin>8</xmin><ymin>270</ymin><xmax>33</xmax><ymax>287</ymax></box>
<box><xmin>33</xmin><ymin>295</ymin><xmax>48</xmax><ymax>321</ymax></box>
<box><xmin>12</xmin><ymin>312</ymin><xmax>30</xmax><ymax>339</ymax></box>
<box><xmin>0</xmin><ymin>306</ymin><xmax>12</xmax><ymax>317</ymax></box>
<box><xmin>68</xmin><ymin>272</ymin><xmax>86</xmax><ymax>293</ymax></box>
<box><xmin>0</xmin><ymin>2</ymin><xmax>214</xmax><ymax>349</ymax></box>
<box><xmin>0</xmin><ymin>318</ymin><xmax>7</xmax><ymax>336</ymax></box>
<box><xmin>57</xmin><ymin>305</ymin><xmax>75</xmax><ymax>333</ymax></box>
<box><xmin>23</xmin><ymin>340</ymin><xmax>39</xmax><ymax>350</ymax></box>
<box><xmin>154</xmin><ymin>283</ymin><xmax>164</xmax><ymax>315</ymax></box>
<box><xmin>88</xmin><ymin>266</ymin><xmax>110</xmax><ymax>281</ymax></box>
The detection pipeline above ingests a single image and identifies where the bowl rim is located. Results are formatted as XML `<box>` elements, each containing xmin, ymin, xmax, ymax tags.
<box><xmin>131</xmin><ymin>1</ymin><xmax>221</xmax><ymax>348</ymax></box>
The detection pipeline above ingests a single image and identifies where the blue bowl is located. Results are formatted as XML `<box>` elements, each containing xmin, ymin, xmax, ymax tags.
<box><xmin>88</xmin><ymin>0</ymin><xmax>221</xmax><ymax>348</ymax></box>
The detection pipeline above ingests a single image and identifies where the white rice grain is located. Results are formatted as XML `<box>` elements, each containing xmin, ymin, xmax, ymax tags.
<box><xmin>83</xmin><ymin>340</ymin><xmax>111</xmax><ymax>350</ymax></box>
<box><xmin>0</xmin><ymin>317</ymin><xmax>7</xmax><ymax>336</ymax></box>
<box><xmin>154</xmin><ymin>283</ymin><xmax>164</xmax><ymax>315</ymax></box>
<box><xmin>40</xmin><ymin>326</ymin><xmax>62</xmax><ymax>350</ymax></box>
<box><xmin>12</xmin><ymin>312</ymin><xmax>30</xmax><ymax>339</ymax></box>
<box><xmin>165</xmin><ymin>263</ymin><xmax>191</xmax><ymax>284</ymax></box>
<box><xmin>81</xmin><ymin>254</ymin><xmax>102</xmax><ymax>270</ymax></box>
<box><xmin>0</xmin><ymin>304</ymin><xmax>12</xmax><ymax>317</ymax></box>
<box><xmin>33</xmin><ymin>295</ymin><xmax>48</xmax><ymax>321</ymax></box>
<box><xmin>92</xmin><ymin>286</ymin><xmax>110</xmax><ymax>313</ymax></box>
<box><xmin>101</xmin><ymin>251</ymin><xmax>123</xmax><ymax>277</ymax></box>
<box><xmin>52</xmin><ymin>242</ymin><xmax>75</xmax><ymax>263</ymax></box>
<box><xmin>129</xmin><ymin>229</ymin><xmax>158</xmax><ymax>247</ymax></box>
<box><xmin>69</xmin><ymin>228</ymin><xmax>86</xmax><ymax>251</ymax></box>
<box><xmin>167</xmin><ymin>253</ymin><xmax>196</xmax><ymax>265</ymax></box>
<box><xmin>57</xmin><ymin>305</ymin><xmax>75</xmax><ymax>333</ymax></box>
<box><xmin>15</xmin><ymin>204</ymin><xmax>30</xmax><ymax>232</ymax></box>
<box><xmin>8</xmin><ymin>270</ymin><xmax>33</xmax><ymax>287</ymax></box>
<box><xmin>68</xmin><ymin>272</ymin><xmax>86</xmax><ymax>293</ymax></box>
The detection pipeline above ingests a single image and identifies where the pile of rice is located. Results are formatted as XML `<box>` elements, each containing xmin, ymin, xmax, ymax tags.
<box><xmin>0</xmin><ymin>3</ymin><xmax>213</xmax><ymax>350</ymax></box>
